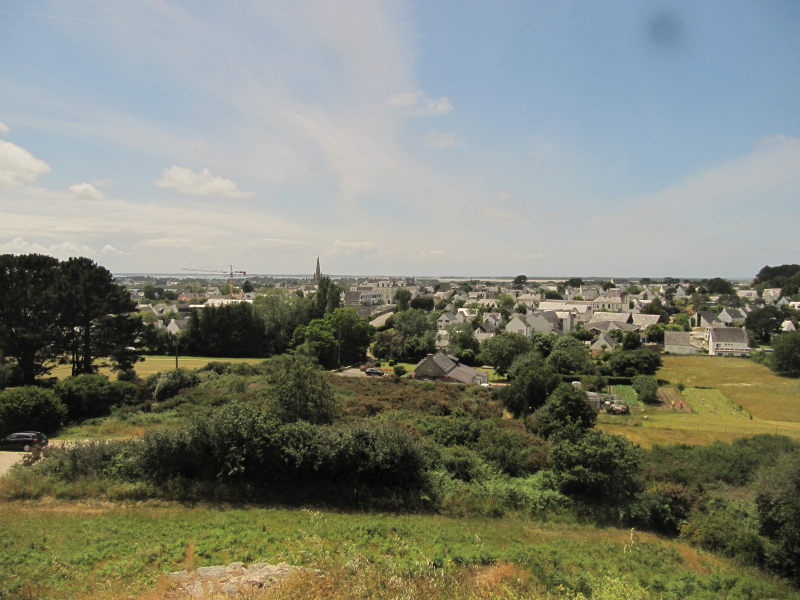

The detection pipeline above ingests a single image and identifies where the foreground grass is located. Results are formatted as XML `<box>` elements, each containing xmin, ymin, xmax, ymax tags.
<box><xmin>599</xmin><ymin>356</ymin><xmax>800</xmax><ymax>447</ymax></box>
<box><xmin>0</xmin><ymin>499</ymin><xmax>795</xmax><ymax>600</ymax></box>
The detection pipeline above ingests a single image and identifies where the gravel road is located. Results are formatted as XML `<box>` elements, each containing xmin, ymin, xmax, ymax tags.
<box><xmin>0</xmin><ymin>451</ymin><xmax>24</xmax><ymax>477</ymax></box>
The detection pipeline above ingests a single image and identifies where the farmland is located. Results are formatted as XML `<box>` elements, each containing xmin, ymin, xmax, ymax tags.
<box><xmin>598</xmin><ymin>356</ymin><xmax>800</xmax><ymax>447</ymax></box>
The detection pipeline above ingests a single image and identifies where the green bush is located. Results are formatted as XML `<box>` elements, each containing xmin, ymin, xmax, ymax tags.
<box><xmin>681</xmin><ymin>502</ymin><xmax>766</xmax><ymax>567</ymax></box>
<box><xmin>525</xmin><ymin>383</ymin><xmax>597</xmax><ymax>441</ymax></box>
<box><xmin>0</xmin><ymin>360</ymin><xmax>22</xmax><ymax>390</ymax></box>
<box><xmin>549</xmin><ymin>430</ymin><xmax>642</xmax><ymax>502</ymax></box>
<box><xmin>260</xmin><ymin>354</ymin><xmax>339</xmax><ymax>424</ymax></box>
<box><xmin>631</xmin><ymin>375</ymin><xmax>659</xmax><ymax>404</ymax></box>
<box><xmin>439</xmin><ymin>445</ymin><xmax>493</xmax><ymax>482</ymax></box>
<box><xmin>475</xmin><ymin>425</ymin><xmax>545</xmax><ymax>477</ymax></box>
<box><xmin>642</xmin><ymin>435</ymin><xmax>800</xmax><ymax>488</ymax></box>
<box><xmin>0</xmin><ymin>386</ymin><xmax>67</xmax><ymax>434</ymax></box>
<box><xmin>146</xmin><ymin>368</ymin><xmax>199</xmax><ymax>402</ymax></box>
<box><xmin>54</xmin><ymin>374</ymin><xmax>138</xmax><ymax>420</ymax></box>
<box><xmin>631</xmin><ymin>482</ymin><xmax>700</xmax><ymax>535</ymax></box>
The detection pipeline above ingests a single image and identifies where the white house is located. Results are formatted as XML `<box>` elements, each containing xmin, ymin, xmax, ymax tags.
<box><xmin>708</xmin><ymin>327</ymin><xmax>749</xmax><ymax>356</ymax></box>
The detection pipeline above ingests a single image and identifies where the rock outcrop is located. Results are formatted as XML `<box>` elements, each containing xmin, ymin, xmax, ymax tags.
<box><xmin>164</xmin><ymin>561</ymin><xmax>316</xmax><ymax>598</ymax></box>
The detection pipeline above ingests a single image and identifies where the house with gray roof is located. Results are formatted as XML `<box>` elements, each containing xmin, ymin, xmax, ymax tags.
<box><xmin>413</xmin><ymin>352</ymin><xmax>489</xmax><ymax>385</ymax></box>
<box><xmin>693</xmin><ymin>311</ymin><xmax>721</xmax><ymax>329</ymax></box>
<box><xmin>718</xmin><ymin>308</ymin><xmax>746</xmax><ymax>325</ymax></box>
<box><xmin>590</xmin><ymin>332</ymin><xmax>616</xmax><ymax>354</ymax></box>
<box><xmin>587</xmin><ymin>320</ymin><xmax>640</xmax><ymax>334</ymax></box>
<box><xmin>528</xmin><ymin>311</ymin><xmax>562</xmax><ymax>335</ymax></box>
<box><xmin>437</xmin><ymin>311</ymin><xmax>459</xmax><ymax>329</ymax></box>
<box><xmin>592</xmin><ymin>295</ymin><xmax>625</xmax><ymax>311</ymax></box>
<box><xmin>631</xmin><ymin>314</ymin><xmax>661</xmax><ymax>329</ymax></box>
<box><xmin>588</xmin><ymin>312</ymin><xmax>633</xmax><ymax>325</ymax></box>
<box><xmin>664</xmin><ymin>331</ymin><xmax>700</xmax><ymax>355</ymax></box>
<box><xmin>504</xmin><ymin>313</ymin><xmax>531</xmax><ymax>336</ymax></box>
<box><xmin>708</xmin><ymin>327</ymin><xmax>749</xmax><ymax>356</ymax></box>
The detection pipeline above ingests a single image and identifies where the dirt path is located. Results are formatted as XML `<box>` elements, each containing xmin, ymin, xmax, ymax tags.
<box><xmin>0</xmin><ymin>452</ymin><xmax>24</xmax><ymax>477</ymax></box>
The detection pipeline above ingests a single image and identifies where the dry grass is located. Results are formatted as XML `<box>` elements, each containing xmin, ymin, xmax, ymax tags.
<box><xmin>49</xmin><ymin>355</ymin><xmax>265</xmax><ymax>380</ymax></box>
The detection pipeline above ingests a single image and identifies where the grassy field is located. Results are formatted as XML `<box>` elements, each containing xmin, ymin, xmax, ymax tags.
<box><xmin>609</xmin><ymin>385</ymin><xmax>638</xmax><ymax>405</ymax></box>
<box><xmin>598</xmin><ymin>356</ymin><xmax>800</xmax><ymax>447</ymax></box>
<box><xmin>657</xmin><ymin>356</ymin><xmax>800</xmax><ymax>422</ymax></box>
<box><xmin>49</xmin><ymin>355</ymin><xmax>265</xmax><ymax>380</ymax></box>
<box><xmin>0</xmin><ymin>499</ymin><xmax>794</xmax><ymax>600</ymax></box>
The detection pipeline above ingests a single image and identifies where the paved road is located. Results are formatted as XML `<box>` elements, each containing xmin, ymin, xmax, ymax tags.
<box><xmin>0</xmin><ymin>451</ymin><xmax>25</xmax><ymax>477</ymax></box>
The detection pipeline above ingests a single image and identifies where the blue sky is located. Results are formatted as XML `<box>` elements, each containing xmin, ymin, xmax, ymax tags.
<box><xmin>0</xmin><ymin>0</ymin><xmax>798</xmax><ymax>278</ymax></box>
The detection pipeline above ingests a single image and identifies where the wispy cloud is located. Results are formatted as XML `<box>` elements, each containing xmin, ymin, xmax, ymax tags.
<box><xmin>389</xmin><ymin>91</ymin><xmax>453</xmax><ymax>116</ymax></box>
<box><xmin>327</xmin><ymin>240</ymin><xmax>378</xmax><ymax>256</ymax></box>
<box><xmin>259</xmin><ymin>238</ymin><xmax>310</xmax><ymax>248</ymax></box>
<box><xmin>0</xmin><ymin>122</ymin><xmax>9</xmax><ymax>134</ymax></box>
<box><xmin>69</xmin><ymin>182</ymin><xmax>104</xmax><ymax>201</ymax></box>
<box><xmin>423</xmin><ymin>130</ymin><xmax>461</xmax><ymax>148</ymax></box>
<box><xmin>136</xmin><ymin>237</ymin><xmax>191</xmax><ymax>248</ymax></box>
<box><xmin>101</xmin><ymin>244</ymin><xmax>126</xmax><ymax>255</ymax></box>
<box><xmin>155</xmin><ymin>166</ymin><xmax>250</xmax><ymax>198</ymax></box>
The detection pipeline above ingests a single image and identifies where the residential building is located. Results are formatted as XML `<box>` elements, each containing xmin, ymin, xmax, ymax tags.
<box><xmin>708</xmin><ymin>327</ymin><xmax>749</xmax><ymax>356</ymax></box>
<box><xmin>413</xmin><ymin>352</ymin><xmax>489</xmax><ymax>385</ymax></box>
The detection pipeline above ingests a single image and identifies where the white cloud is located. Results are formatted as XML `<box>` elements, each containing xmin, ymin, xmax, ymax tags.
<box><xmin>423</xmin><ymin>130</ymin><xmax>461</xmax><ymax>148</ymax></box>
<box><xmin>69</xmin><ymin>182</ymin><xmax>105</xmax><ymax>201</ymax></box>
<box><xmin>0</xmin><ymin>140</ymin><xmax>50</xmax><ymax>187</ymax></box>
<box><xmin>155</xmin><ymin>166</ymin><xmax>250</xmax><ymax>198</ymax></box>
<box><xmin>101</xmin><ymin>244</ymin><xmax>126</xmax><ymax>255</ymax></box>
<box><xmin>0</xmin><ymin>122</ymin><xmax>9</xmax><ymax>134</ymax></box>
<box><xmin>389</xmin><ymin>91</ymin><xmax>453</xmax><ymax>116</ymax></box>
<box><xmin>0</xmin><ymin>237</ymin><xmax>91</xmax><ymax>258</ymax></box>
<box><xmin>136</xmin><ymin>237</ymin><xmax>191</xmax><ymax>248</ymax></box>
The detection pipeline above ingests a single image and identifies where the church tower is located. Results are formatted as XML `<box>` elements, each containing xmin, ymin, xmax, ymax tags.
<box><xmin>314</xmin><ymin>257</ymin><xmax>321</xmax><ymax>285</ymax></box>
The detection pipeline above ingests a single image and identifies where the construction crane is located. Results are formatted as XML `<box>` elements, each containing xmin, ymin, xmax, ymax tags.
<box><xmin>180</xmin><ymin>265</ymin><xmax>247</xmax><ymax>296</ymax></box>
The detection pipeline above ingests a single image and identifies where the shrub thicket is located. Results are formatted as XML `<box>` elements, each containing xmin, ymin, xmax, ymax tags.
<box><xmin>0</xmin><ymin>386</ymin><xmax>67</xmax><ymax>434</ymax></box>
<box><xmin>146</xmin><ymin>368</ymin><xmax>199</xmax><ymax>402</ymax></box>
<box><xmin>631</xmin><ymin>374</ymin><xmax>659</xmax><ymax>404</ymax></box>
<box><xmin>549</xmin><ymin>430</ymin><xmax>641</xmax><ymax>502</ymax></box>
<box><xmin>525</xmin><ymin>383</ymin><xmax>597</xmax><ymax>441</ymax></box>
<box><xmin>54</xmin><ymin>374</ymin><xmax>140</xmax><ymax>421</ymax></box>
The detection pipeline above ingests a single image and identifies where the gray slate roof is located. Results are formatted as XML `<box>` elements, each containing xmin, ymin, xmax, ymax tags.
<box><xmin>710</xmin><ymin>327</ymin><xmax>748</xmax><ymax>344</ymax></box>
<box><xmin>664</xmin><ymin>331</ymin><xmax>692</xmax><ymax>346</ymax></box>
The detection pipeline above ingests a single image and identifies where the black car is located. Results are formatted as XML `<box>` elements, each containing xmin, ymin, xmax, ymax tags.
<box><xmin>364</xmin><ymin>368</ymin><xmax>385</xmax><ymax>377</ymax></box>
<box><xmin>0</xmin><ymin>431</ymin><xmax>49</xmax><ymax>452</ymax></box>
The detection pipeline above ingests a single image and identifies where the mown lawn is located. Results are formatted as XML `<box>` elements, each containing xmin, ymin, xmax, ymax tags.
<box><xmin>0</xmin><ymin>499</ymin><xmax>794</xmax><ymax>600</ymax></box>
<box><xmin>599</xmin><ymin>356</ymin><xmax>800</xmax><ymax>447</ymax></box>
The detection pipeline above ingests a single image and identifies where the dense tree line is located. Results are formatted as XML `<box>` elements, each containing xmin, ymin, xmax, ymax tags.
<box><xmin>0</xmin><ymin>254</ymin><xmax>144</xmax><ymax>384</ymax></box>
<box><xmin>754</xmin><ymin>264</ymin><xmax>800</xmax><ymax>297</ymax></box>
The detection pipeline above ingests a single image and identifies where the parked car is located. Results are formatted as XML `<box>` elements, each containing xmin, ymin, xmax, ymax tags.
<box><xmin>0</xmin><ymin>431</ymin><xmax>49</xmax><ymax>452</ymax></box>
<box><xmin>364</xmin><ymin>368</ymin><xmax>385</xmax><ymax>377</ymax></box>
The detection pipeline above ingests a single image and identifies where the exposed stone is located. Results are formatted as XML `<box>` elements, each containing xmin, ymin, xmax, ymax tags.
<box><xmin>163</xmin><ymin>560</ymin><xmax>314</xmax><ymax>598</ymax></box>
<box><xmin>195</xmin><ymin>565</ymin><xmax>228</xmax><ymax>580</ymax></box>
